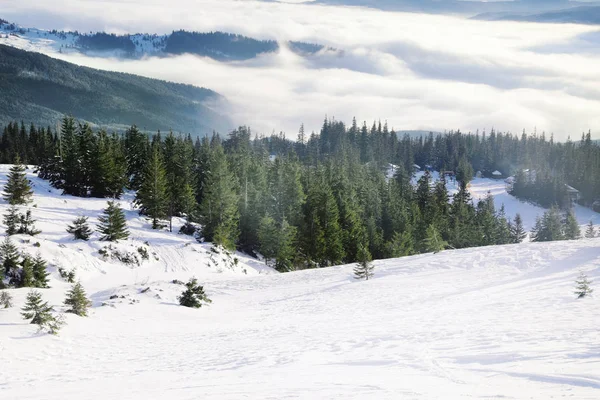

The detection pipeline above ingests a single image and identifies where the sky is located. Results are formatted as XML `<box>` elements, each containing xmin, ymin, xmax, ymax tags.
<box><xmin>2</xmin><ymin>0</ymin><xmax>600</xmax><ymax>139</ymax></box>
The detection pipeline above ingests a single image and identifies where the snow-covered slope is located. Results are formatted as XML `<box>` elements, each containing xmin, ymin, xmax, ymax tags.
<box><xmin>1</xmin><ymin>165</ymin><xmax>599</xmax><ymax>399</ymax></box>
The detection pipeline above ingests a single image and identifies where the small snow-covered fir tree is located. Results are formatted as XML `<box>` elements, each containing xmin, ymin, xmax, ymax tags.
<box><xmin>66</xmin><ymin>216</ymin><xmax>92</xmax><ymax>240</ymax></box>
<box><xmin>563</xmin><ymin>210</ymin><xmax>581</xmax><ymax>240</ymax></box>
<box><xmin>64</xmin><ymin>281</ymin><xmax>92</xmax><ymax>316</ymax></box>
<box><xmin>21</xmin><ymin>290</ymin><xmax>64</xmax><ymax>334</ymax></box>
<box><xmin>3</xmin><ymin>206</ymin><xmax>20</xmax><ymax>236</ymax></box>
<box><xmin>353</xmin><ymin>244</ymin><xmax>374</xmax><ymax>281</ymax></box>
<box><xmin>423</xmin><ymin>224</ymin><xmax>448</xmax><ymax>253</ymax></box>
<box><xmin>510</xmin><ymin>213</ymin><xmax>527</xmax><ymax>243</ymax></box>
<box><xmin>0</xmin><ymin>290</ymin><xmax>13</xmax><ymax>308</ymax></box>
<box><xmin>178</xmin><ymin>278</ymin><xmax>212</xmax><ymax>308</ymax></box>
<box><xmin>574</xmin><ymin>272</ymin><xmax>593</xmax><ymax>299</ymax></box>
<box><xmin>19</xmin><ymin>255</ymin><xmax>35</xmax><ymax>287</ymax></box>
<box><xmin>97</xmin><ymin>201</ymin><xmax>129</xmax><ymax>241</ymax></box>
<box><xmin>18</xmin><ymin>210</ymin><xmax>41</xmax><ymax>236</ymax></box>
<box><xmin>32</xmin><ymin>254</ymin><xmax>49</xmax><ymax>288</ymax></box>
<box><xmin>3</xmin><ymin>158</ymin><xmax>33</xmax><ymax>205</ymax></box>
<box><xmin>0</xmin><ymin>236</ymin><xmax>20</xmax><ymax>286</ymax></box>
<box><xmin>585</xmin><ymin>221</ymin><xmax>596</xmax><ymax>239</ymax></box>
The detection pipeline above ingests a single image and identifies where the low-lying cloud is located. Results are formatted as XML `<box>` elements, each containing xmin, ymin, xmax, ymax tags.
<box><xmin>4</xmin><ymin>0</ymin><xmax>600</xmax><ymax>139</ymax></box>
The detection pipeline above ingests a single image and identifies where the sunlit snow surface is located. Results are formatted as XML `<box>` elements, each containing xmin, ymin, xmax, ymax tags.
<box><xmin>0</xmin><ymin>165</ymin><xmax>599</xmax><ymax>399</ymax></box>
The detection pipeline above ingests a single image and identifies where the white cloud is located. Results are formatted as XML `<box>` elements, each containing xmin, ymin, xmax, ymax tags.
<box><xmin>3</xmin><ymin>0</ymin><xmax>600</xmax><ymax>138</ymax></box>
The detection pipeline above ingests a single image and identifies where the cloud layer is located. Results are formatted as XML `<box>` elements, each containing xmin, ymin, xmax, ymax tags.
<box><xmin>3</xmin><ymin>0</ymin><xmax>600</xmax><ymax>139</ymax></box>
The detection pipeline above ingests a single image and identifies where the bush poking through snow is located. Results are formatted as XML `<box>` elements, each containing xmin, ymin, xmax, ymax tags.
<box><xmin>0</xmin><ymin>290</ymin><xmax>13</xmax><ymax>308</ymax></box>
<box><xmin>64</xmin><ymin>282</ymin><xmax>92</xmax><ymax>316</ymax></box>
<box><xmin>178</xmin><ymin>278</ymin><xmax>212</xmax><ymax>308</ymax></box>
<box><xmin>137</xmin><ymin>246</ymin><xmax>149</xmax><ymax>260</ymax></box>
<box><xmin>99</xmin><ymin>245</ymin><xmax>143</xmax><ymax>266</ymax></box>
<box><xmin>21</xmin><ymin>290</ymin><xmax>65</xmax><ymax>334</ymax></box>
<box><xmin>58</xmin><ymin>267</ymin><xmax>76</xmax><ymax>283</ymax></box>
<box><xmin>66</xmin><ymin>216</ymin><xmax>93</xmax><ymax>240</ymax></box>
<box><xmin>574</xmin><ymin>272</ymin><xmax>594</xmax><ymax>299</ymax></box>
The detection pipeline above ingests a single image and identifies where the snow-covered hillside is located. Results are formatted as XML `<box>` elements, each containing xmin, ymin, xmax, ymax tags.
<box><xmin>0</xmin><ymin>165</ymin><xmax>599</xmax><ymax>399</ymax></box>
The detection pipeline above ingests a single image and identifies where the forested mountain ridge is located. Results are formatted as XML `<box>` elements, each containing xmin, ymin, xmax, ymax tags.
<box><xmin>0</xmin><ymin>44</ymin><xmax>229</xmax><ymax>134</ymax></box>
<box><xmin>0</xmin><ymin>19</ymin><xmax>331</xmax><ymax>60</ymax></box>
<box><xmin>473</xmin><ymin>5</ymin><xmax>600</xmax><ymax>25</ymax></box>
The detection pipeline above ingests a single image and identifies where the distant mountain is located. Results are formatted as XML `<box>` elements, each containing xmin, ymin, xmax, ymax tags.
<box><xmin>473</xmin><ymin>5</ymin><xmax>600</xmax><ymax>24</ymax></box>
<box><xmin>0</xmin><ymin>44</ymin><xmax>229</xmax><ymax>134</ymax></box>
<box><xmin>0</xmin><ymin>20</ymin><xmax>330</xmax><ymax>61</ymax></box>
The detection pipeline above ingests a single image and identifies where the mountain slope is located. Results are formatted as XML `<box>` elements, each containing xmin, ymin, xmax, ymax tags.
<box><xmin>0</xmin><ymin>166</ymin><xmax>599</xmax><ymax>399</ymax></box>
<box><xmin>0</xmin><ymin>44</ymin><xmax>230</xmax><ymax>134</ymax></box>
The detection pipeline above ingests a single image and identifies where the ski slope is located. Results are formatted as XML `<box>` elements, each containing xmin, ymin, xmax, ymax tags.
<box><xmin>1</xmin><ymin>165</ymin><xmax>599</xmax><ymax>399</ymax></box>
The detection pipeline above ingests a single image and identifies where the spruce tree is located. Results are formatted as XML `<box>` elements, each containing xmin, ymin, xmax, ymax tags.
<box><xmin>97</xmin><ymin>201</ymin><xmax>129</xmax><ymax>241</ymax></box>
<box><xmin>18</xmin><ymin>210</ymin><xmax>41</xmax><ymax>236</ymax></box>
<box><xmin>423</xmin><ymin>224</ymin><xmax>448</xmax><ymax>253</ymax></box>
<box><xmin>32</xmin><ymin>254</ymin><xmax>49</xmax><ymax>288</ymax></box>
<box><xmin>564</xmin><ymin>210</ymin><xmax>581</xmax><ymax>240</ymax></box>
<box><xmin>64</xmin><ymin>281</ymin><xmax>92</xmax><ymax>316</ymax></box>
<box><xmin>3</xmin><ymin>205</ymin><xmax>19</xmax><ymax>235</ymax></box>
<box><xmin>135</xmin><ymin>146</ymin><xmax>168</xmax><ymax>229</ymax></box>
<box><xmin>0</xmin><ymin>236</ymin><xmax>20</xmax><ymax>285</ymax></box>
<box><xmin>353</xmin><ymin>244</ymin><xmax>374</xmax><ymax>281</ymax></box>
<box><xmin>66</xmin><ymin>216</ymin><xmax>92</xmax><ymax>240</ymax></box>
<box><xmin>178</xmin><ymin>278</ymin><xmax>212</xmax><ymax>308</ymax></box>
<box><xmin>19</xmin><ymin>255</ymin><xmax>35</xmax><ymax>287</ymax></box>
<box><xmin>574</xmin><ymin>272</ymin><xmax>593</xmax><ymax>298</ymax></box>
<box><xmin>510</xmin><ymin>213</ymin><xmax>527</xmax><ymax>243</ymax></box>
<box><xmin>21</xmin><ymin>290</ymin><xmax>54</xmax><ymax>326</ymax></box>
<box><xmin>199</xmin><ymin>143</ymin><xmax>239</xmax><ymax>250</ymax></box>
<box><xmin>0</xmin><ymin>290</ymin><xmax>13</xmax><ymax>308</ymax></box>
<box><xmin>585</xmin><ymin>221</ymin><xmax>596</xmax><ymax>238</ymax></box>
<box><xmin>3</xmin><ymin>157</ymin><xmax>33</xmax><ymax>205</ymax></box>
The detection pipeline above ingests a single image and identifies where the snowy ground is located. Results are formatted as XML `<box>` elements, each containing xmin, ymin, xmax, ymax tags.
<box><xmin>1</xmin><ymin>166</ymin><xmax>599</xmax><ymax>399</ymax></box>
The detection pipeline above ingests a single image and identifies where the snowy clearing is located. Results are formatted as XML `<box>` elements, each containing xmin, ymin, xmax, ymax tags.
<box><xmin>0</xmin><ymin>165</ymin><xmax>599</xmax><ymax>399</ymax></box>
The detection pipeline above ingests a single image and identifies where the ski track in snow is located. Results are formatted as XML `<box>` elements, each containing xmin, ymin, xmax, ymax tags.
<box><xmin>0</xmin><ymin>165</ymin><xmax>599</xmax><ymax>399</ymax></box>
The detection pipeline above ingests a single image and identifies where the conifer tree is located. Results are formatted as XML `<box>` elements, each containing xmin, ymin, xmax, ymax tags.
<box><xmin>3</xmin><ymin>157</ymin><xmax>33</xmax><ymax>205</ymax></box>
<box><xmin>135</xmin><ymin>146</ymin><xmax>168</xmax><ymax>229</ymax></box>
<box><xmin>0</xmin><ymin>290</ymin><xmax>13</xmax><ymax>308</ymax></box>
<box><xmin>585</xmin><ymin>221</ymin><xmax>596</xmax><ymax>238</ymax></box>
<box><xmin>199</xmin><ymin>143</ymin><xmax>239</xmax><ymax>250</ymax></box>
<box><xmin>3</xmin><ymin>205</ymin><xmax>19</xmax><ymax>235</ymax></box>
<box><xmin>66</xmin><ymin>216</ymin><xmax>92</xmax><ymax>240</ymax></box>
<box><xmin>353</xmin><ymin>244</ymin><xmax>374</xmax><ymax>281</ymax></box>
<box><xmin>0</xmin><ymin>236</ymin><xmax>20</xmax><ymax>285</ymax></box>
<box><xmin>97</xmin><ymin>201</ymin><xmax>129</xmax><ymax>241</ymax></box>
<box><xmin>564</xmin><ymin>210</ymin><xmax>581</xmax><ymax>240</ymax></box>
<box><xmin>178</xmin><ymin>278</ymin><xmax>212</xmax><ymax>308</ymax></box>
<box><xmin>423</xmin><ymin>224</ymin><xmax>448</xmax><ymax>253</ymax></box>
<box><xmin>21</xmin><ymin>290</ymin><xmax>56</xmax><ymax>328</ymax></box>
<box><xmin>510</xmin><ymin>213</ymin><xmax>527</xmax><ymax>243</ymax></box>
<box><xmin>64</xmin><ymin>281</ymin><xmax>92</xmax><ymax>316</ymax></box>
<box><xmin>18</xmin><ymin>210</ymin><xmax>41</xmax><ymax>236</ymax></box>
<box><xmin>574</xmin><ymin>272</ymin><xmax>593</xmax><ymax>298</ymax></box>
<box><xmin>32</xmin><ymin>254</ymin><xmax>49</xmax><ymax>288</ymax></box>
<box><xmin>19</xmin><ymin>255</ymin><xmax>35</xmax><ymax>287</ymax></box>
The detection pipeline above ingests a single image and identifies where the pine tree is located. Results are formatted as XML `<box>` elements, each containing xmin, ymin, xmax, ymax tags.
<box><xmin>66</xmin><ymin>216</ymin><xmax>92</xmax><ymax>240</ymax></box>
<box><xmin>135</xmin><ymin>146</ymin><xmax>168</xmax><ymax>229</ymax></box>
<box><xmin>585</xmin><ymin>221</ymin><xmax>596</xmax><ymax>238</ymax></box>
<box><xmin>0</xmin><ymin>236</ymin><xmax>20</xmax><ymax>286</ymax></box>
<box><xmin>3</xmin><ymin>205</ymin><xmax>19</xmax><ymax>235</ymax></box>
<box><xmin>574</xmin><ymin>272</ymin><xmax>593</xmax><ymax>298</ymax></box>
<box><xmin>32</xmin><ymin>254</ymin><xmax>49</xmax><ymax>288</ymax></box>
<box><xmin>0</xmin><ymin>290</ymin><xmax>13</xmax><ymax>308</ymax></box>
<box><xmin>353</xmin><ymin>244</ymin><xmax>374</xmax><ymax>281</ymax></box>
<box><xmin>423</xmin><ymin>224</ymin><xmax>448</xmax><ymax>253</ymax></box>
<box><xmin>97</xmin><ymin>201</ymin><xmax>129</xmax><ymax>241</ymax></box>
<box><xmin>564</xmin><ymin>210</ymin><xmax>581</xmax><ymax>240</ymax></box>
<box><xmin>510</xmin><ymin>213</ymin><xmax>527</xmax><ymax>243</ymax></box>
<box><xmin>64</xmin><ymin>281</ymin><xmax>92</xmax><ymax>316</ymax></box>
<box><xmin>18</xmin><ymin>210</ymin><xmax>41</xmax><ymax>236</ymax></box>
<box><xmin>3</xmin><ymin>157</ymin><xmax>33</xmax><ymax>205</ymax></box>
<box><xmin>199</xmin><ymin>143</ymin><xmax>239</xmax><ymax>250</ymax></box>
<box><xmin>178</xmin><ymin>278</ymin><xmax>212</xmax><ymax>308</ymax></box>
<box><xmin>21</xmin><ymin>290</ymin><xmax>54</xmax><ymax>326</ymax></box>
<box><xmin>20</xmin><ymin>255</ymin><xmax>34</xmax><ymax>287</ymax></box>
